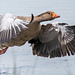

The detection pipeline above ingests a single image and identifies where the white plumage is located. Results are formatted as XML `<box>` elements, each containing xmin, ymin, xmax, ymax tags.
<box><xmin>0</xmin><ymin>13</ymin><xmax>29</xmax><ymax>44</ymax></box>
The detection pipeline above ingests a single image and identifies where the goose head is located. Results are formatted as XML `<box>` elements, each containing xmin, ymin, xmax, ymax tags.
<box><xmin>34</xmin><ymin>11</ymin><xmax>60</xmax><ymax>22</ymax></box>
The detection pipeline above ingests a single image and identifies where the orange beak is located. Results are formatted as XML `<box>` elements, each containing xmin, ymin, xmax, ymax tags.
<box><xmin>52</xmin><ymin>12</ymin><xmax>60</xmax><ymax>18</ymax></box>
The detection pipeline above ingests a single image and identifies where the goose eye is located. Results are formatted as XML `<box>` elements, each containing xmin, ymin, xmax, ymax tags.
<box><xmin>48</xmin><ymin>13</ymin><xmax>51</xmax><ymax>15</ymax></box>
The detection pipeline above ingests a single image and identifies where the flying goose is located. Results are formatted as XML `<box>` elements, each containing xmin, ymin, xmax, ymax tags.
<box><xmin>29</xmin><ymin>22</ymin><xmax>75</xmax><ymax>58</ymax></box>
<box><xmin>0</xmin><ymin>11</ymin><xmax>60</xmax><ymax>55</ymax></box>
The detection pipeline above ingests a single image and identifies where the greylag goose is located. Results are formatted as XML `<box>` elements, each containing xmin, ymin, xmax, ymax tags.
<box><xmin>29</xmin><ymin>22</ymin><xmax>75</xmax><ymax>58</ymax></box>
<box><xmin>0</xmin><ymin>11</ymin><xmax>60</xmax><ymax>55</ymax></box>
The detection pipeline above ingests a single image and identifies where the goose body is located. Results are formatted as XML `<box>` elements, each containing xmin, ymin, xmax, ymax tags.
<box><xmin>0</xmin><ymin>11</ymin><xmax>60</xmax><ymax>55</ymax></box>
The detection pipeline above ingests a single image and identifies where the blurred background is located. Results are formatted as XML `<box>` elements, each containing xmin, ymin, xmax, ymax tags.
<box><xmin>0</xmin><ymin>0</ymin><xmax>75</xmax><ymax>75</ymax></box>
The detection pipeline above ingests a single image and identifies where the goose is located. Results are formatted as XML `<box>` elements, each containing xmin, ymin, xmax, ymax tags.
<box><xmin>0</xmin><ymin>11</ymin><xmax>60</xmax><ymax>55</ymax></box>
<box><xmin>29</xmin><ymin>22</ymin><xmax>75</xmax><ymax>58</ymax></box>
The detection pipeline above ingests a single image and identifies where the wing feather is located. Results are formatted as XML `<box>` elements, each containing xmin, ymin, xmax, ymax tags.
<box><xmin>29</xmin><ymin>23</ymin><xmax>75</xmax><ymax>58</ymax></box>
<box><xmin>0</xmin><ymin>13</ymin><xmax>29</xmax><ymax>44</ymax></box>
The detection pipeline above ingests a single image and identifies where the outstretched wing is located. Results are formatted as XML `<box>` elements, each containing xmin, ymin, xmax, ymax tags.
<box><xmin>0</xmin><ymin>13</ymin><xmax>29</xmax><ymax>44</ymax></box>
<box><xmin>29</xmin><ymin>23</ymin><xmax>75</xmax><ymax>58</ymax></box>
<box><xmin>61</xmin><ymin>25</ymin><xmax>75</xmax><ymax>56</ymax></box>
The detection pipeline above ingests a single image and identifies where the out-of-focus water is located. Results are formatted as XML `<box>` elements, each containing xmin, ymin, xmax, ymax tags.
<box><xmin>0</xmin><ymin>0</ymin><xmax>75</xmax><ymax>75</ymax></box>
<box><xmin>0</xmin><ymin>0</ymin><xmax>75</xmax><ymax>24</ymax></box>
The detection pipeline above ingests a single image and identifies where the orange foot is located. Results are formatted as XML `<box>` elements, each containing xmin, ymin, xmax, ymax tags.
<box><xmin>0</xmin><ymin>47</ymin><xmax>8</xmax><ymax>55</ymax></box>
